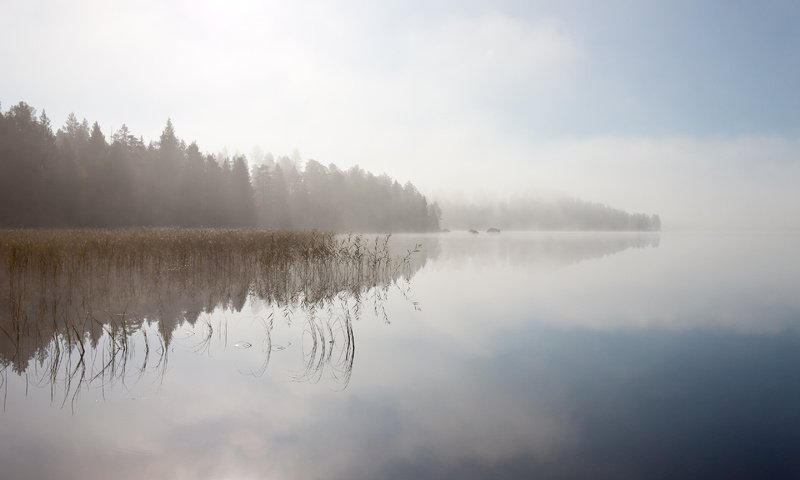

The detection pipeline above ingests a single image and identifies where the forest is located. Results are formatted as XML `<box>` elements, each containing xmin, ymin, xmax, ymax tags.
<box><xmin>0</xmin><ymin>102</ymin><xmax>441</xmax><ymax>231</ymax></box>
<box><xmin>440</xmin><ymin>197</ymin><xmax>661</xmax><ymax>231</ymax></box>
<box><xmin>0</xmin><ymin>101</ymin><xmax>660</xmax><ymax>232</ymax></box>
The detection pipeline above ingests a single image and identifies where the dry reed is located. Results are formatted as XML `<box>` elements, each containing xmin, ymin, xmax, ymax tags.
<box><xmin>0</xmin><ymin>228</ymin><xmax>424</xmax><ymax>408</ymax></box>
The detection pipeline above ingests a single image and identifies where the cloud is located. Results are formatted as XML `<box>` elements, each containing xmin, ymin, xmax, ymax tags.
<box><xmin>400</xmin><ymin>14</ymin><xmax>579</xmax><ymax>100</ymax></box>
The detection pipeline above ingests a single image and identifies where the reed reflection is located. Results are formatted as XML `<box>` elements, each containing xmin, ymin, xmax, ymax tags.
<box><xmin>0</xmin><ymin>229</ymin><xmax>428</xmax><ymax>407</ymax></box>
<box><xmin>0</xmin><ymin>230</ymin><xmax>657</xmax><ymax>409</ymax></box>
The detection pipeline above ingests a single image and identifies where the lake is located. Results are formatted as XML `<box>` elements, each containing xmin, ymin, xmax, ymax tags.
<box><xmin>2</xmin><ymin>231</ymin><xmax>799</xmax><ymax>479</ymax></box>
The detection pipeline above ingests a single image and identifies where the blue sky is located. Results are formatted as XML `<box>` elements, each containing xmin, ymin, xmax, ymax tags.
<box><xmin>1</xmin><ymin>0</ymin><xmax>798</xmax><ymax>229</ymax></box>
<box><xmin>405</xmin><ymin>0</ymin><xmax>800</xmax><ymax>137</ymax></box>
<box><xmin>542</xmin><ymin>0</ymin><xmax>800</xmax><ymax>136</ymax></box>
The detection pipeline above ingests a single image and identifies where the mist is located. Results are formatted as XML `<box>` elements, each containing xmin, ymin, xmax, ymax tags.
<box><xmin>2</xmin><ymin>1</ymin><xmax>798</xmax><ymax>231</ymax></box>
<box><xmin>0</xmin><ymin>104</ymin><xmax>441</xmax><ymax>231</ymax></box>
<box><xmin>4</xmin><ymin>3</ymin><xmax>800</xmax><ymax>479</ymax></box>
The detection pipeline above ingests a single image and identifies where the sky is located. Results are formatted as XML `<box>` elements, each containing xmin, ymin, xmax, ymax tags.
<box><xmin>1</xmin><ymin>0</ymin><xmax>799</xmax><ymax>230</ymax></box>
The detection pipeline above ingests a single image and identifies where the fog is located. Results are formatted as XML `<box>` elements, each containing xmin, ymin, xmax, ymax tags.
<box><xmin>2</xmin><ymin>1</ymin><xmax>798</xmax><ymax>230</ymax></box>
<box><xmin>5</xmin><ymin>4</ymin><xmax>800</xmax><ymax>479</ymax></box>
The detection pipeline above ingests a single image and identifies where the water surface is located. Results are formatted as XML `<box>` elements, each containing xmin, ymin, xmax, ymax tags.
<box><xmin>2</xmin><ymin>232</ymin><xmax>799</xmax><ymax>479</ymax></box>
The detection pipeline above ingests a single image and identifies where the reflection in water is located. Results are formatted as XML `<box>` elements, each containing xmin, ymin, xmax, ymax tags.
<box><xmin>425</xmin><ymin>231</ymin><xmax>660</xmax><ymax>266</ymax></box>
<box><xmin>0</xmin><ymin>232</ymin><xmax>432</xmax><ymax>405</ymax></box>
<box><xmin>0</xmin><ymin>230</ymin><xmax>697</xmax><ymax>480</ymax></box>
<box><xmin>0</xmin><ymin>231</ymin><xmax>657</xmax><ymax>405</ymax></box>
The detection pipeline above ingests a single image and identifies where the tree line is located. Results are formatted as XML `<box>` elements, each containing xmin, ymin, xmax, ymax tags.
<box><xmin>0</xmin><ymin>102</ymin><xmax>441</xmax><ymax>231</ymax></box>
<box><xmin>440</xmin><ymin>197</ymin><xmax>661</xmax><ymax>231</ymax></box>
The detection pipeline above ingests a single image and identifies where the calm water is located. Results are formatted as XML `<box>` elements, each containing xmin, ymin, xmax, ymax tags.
<box><xmin>2</xmin><ymin>232</ymin><xmax>800</xmax><ymax>479</ymax></box>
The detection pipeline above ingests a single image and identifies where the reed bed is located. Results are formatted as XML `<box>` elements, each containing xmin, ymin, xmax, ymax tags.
<box><xmin>2</xmin><ymin>228</ymin><xmax>368</xmax><ymax>272</ymax></box>
<box><xmin>0</xmin><ymin>228</ymin><xmax>423</xmax><ymax>407</ymax></box>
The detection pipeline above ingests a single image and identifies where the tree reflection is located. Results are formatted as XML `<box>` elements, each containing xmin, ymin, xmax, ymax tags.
<box><xmin>0</xmin><ymin>231</ymin><xmax>657</xmax><ymax>409</ymax></box>
<box><xmin>0</xmin><ymin>231</ymin><xmax>428</xmax><ymax>408</ymax></box>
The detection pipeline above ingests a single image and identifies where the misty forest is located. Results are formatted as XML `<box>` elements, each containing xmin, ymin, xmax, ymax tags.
<box><xmin>0</xmin><ymin>101</ymin><xmax>660</xmax><ymax>231</ymax></box>
<box><xmin>0</xmin><ymin>102</ymin><xmax>441</xmax><ymax>231</ymax></box>
<box><xmin>441</xmin><ymin>198</ymin><xmax>661</xmax><ymax>231</ymax></box>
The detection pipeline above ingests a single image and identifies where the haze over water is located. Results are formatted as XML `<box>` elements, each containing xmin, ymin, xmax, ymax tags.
<box><xmin>2</xmin><ymin>1</ymin><xmax>799</xmax><ymax>478</ymax></box>
<box><xmin>2</xmin><ymin>231</ymin><xmax>799</xmax><ymax>479</ymax></box>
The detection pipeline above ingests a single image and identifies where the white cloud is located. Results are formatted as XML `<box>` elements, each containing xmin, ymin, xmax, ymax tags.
<box><xmin>401</xmin><ymin>14</ymin><xmax>579</xmax><ymax>99</ymax></box>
